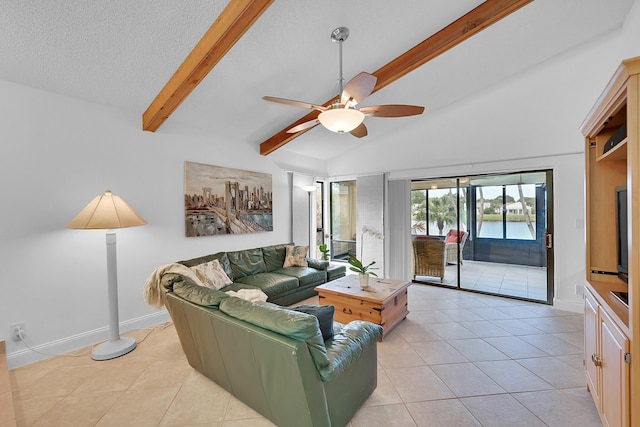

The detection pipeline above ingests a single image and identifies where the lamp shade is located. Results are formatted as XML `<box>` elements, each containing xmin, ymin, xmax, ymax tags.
<box><xmin>318</xmin><ymin>108</ymin><xmax>365</xmax><ymax>133</ymax></box>
<box><xmin>66</xmin><ymin>190</ymin><xmax>146</xmax><ymax>230</ymax></box>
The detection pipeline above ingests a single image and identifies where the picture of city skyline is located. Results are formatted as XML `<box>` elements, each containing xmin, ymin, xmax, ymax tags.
<box><xmin>184</xmin><ymin>161</ymin><xmax>273</xmax><ymax>237</ymax></box>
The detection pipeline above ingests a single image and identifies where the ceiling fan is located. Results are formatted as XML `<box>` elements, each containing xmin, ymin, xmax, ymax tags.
<box><xmin>263</xmin><ymin>27</ymin><xmax>425</xmax><ymax>138</ymax></box>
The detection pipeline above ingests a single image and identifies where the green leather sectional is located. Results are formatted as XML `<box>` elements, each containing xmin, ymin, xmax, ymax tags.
<box><xmin>161</xmin><ymin>277</ymin><xmax>383</xmax><ymax>427</ymax></box>
<box><xmin>178</xmin><ymin>243</ymin><xmax>346</xmax><ymax>306</ymax></box>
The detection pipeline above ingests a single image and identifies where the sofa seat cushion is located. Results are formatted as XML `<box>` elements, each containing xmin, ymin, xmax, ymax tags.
<box><xmin>219</xmin><ymin>297</ymin><xmax>330</xmax><ymax>372</ymax></box>
<box><xmin>234</xmin><ymin>272</ymin><xmax>299</xmax><ymax>297</ymax></box>
<box><xmin>273</xmin><ymin>266</ymin><xmax>327</xmax><ymax>287</ymax></box>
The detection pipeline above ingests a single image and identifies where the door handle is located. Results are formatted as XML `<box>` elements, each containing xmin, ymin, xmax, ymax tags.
<box><xmin>546</xmin><ymin>233</ymin><xmax>553</xmax><ymax>249</ymax></box>
<box><xmin>592</xmin><ymin>353</ymin><xmax>602</xmax><ymax>367</ymax></box>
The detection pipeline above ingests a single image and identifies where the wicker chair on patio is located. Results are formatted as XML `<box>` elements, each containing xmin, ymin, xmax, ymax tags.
<box><xmin>444</xmin><ymin>229</ymin><xmax>468</xmax><ymax>265</ymax></box>
<box><xmin>412</xmin><ymin>237</ymin><xmax>446</xmax><ymax>283</ymax></box>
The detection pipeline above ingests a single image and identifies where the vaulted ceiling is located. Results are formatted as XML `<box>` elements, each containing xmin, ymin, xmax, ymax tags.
<box><xmin>1</xmin><ymin>0</ymin><xmax>635</xmax><ymax>163</ymax></box>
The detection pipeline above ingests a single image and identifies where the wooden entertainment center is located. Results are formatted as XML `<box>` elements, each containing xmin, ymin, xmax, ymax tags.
<box><xmin>580</xmin><ymin>57</ymin><xmax>640</xmax><ymax>427</ymax></box>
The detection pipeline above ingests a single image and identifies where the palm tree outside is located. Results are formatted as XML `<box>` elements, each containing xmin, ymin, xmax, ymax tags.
<box><xmin>429</xmin><ymin>196</ymin><xmax>456</xmax><ymax>235</ymax></box>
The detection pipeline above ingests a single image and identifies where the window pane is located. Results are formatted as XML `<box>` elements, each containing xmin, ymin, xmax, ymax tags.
<box><xmin>505</xmin><ymin>184</ymin><xmax>536</xmax><ymax>240</ymax></box>
<box><xmin>476</xmin><ymin>185</ymin><xmax>503</xmax><ymax>238</ymax></box>
<box><xmin>330</xmin><ymin>181</ymin><xmax>356</xmax><ymax>260</ymax></box>
<box><xmin>428</xmin><ymin>188</ymin><xmax>456</xmax><ymax>237</ymax></box>
<box><xmin>411</xmin><ymin>189</ymin><xmax>427</xmax><ymax>235</ymax></box>
<box><xmin>315</xmin><ymin>182</ymin><xmax>323</xmax><ymax>230</ymax></box>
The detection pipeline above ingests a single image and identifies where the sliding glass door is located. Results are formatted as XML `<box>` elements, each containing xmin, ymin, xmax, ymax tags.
<box><xmin>330</xmin><ymin>181</ymin><xmax>357</xmax><ymax>261</ymax></box>
<box><xmin>411</xmin><ymin>170</ymin><xmax>553</xmax><ymax>304</ymax></box>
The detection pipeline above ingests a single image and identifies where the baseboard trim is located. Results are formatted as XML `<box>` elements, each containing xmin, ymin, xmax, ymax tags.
<box><xmin>7</xmin><ymin>310</ymin><xmax>171</xmax><ymax>369</ymax></box>
<box><xmin>553</xmin><ymin>297</ymin><xmax>584</xmax><ymax>313</ymax></box>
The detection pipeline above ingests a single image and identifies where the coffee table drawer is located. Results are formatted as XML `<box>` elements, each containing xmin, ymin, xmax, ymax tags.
<box><xmin>319</xmin><ymin>293</ymin><xmax>382</xmax><ymax>324</ymax></box>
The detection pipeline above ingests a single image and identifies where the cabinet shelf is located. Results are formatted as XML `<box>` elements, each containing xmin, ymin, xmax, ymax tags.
<box><xmin>596</xmin><ymin>137</ymin><xmax>627</xmax><ymax>162</ymax></box>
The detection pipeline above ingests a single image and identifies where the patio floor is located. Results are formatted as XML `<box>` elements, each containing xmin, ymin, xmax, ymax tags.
<box><xmin>415</xmin><ymin>260</ymin><xmax>548</xmax><ymax>303</ymax></box>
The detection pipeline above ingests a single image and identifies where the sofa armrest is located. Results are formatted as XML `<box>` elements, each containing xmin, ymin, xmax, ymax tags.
<box><xmin>320</xmin><ymin>321</ymin><xmax>383</xmax><ymax>382</ymax></box>
<box><xmin>307</xmin><ymin>258</ymin><xmax>329</xmax><ymax>271</ymax></box>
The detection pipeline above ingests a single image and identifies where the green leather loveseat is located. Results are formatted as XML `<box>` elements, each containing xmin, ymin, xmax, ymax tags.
<box><xmin>178</xmin><ymin>243</ymin><xmax>346</xmax><ymax>306</ymax></box>
<box><xmin>162</xmin><ymin>277</ymin><xmax>383</xmax><ymax>427</ymax></box>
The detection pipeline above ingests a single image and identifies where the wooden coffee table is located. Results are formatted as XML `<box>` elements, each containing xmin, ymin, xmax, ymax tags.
<box><xmin>315</xmin><ymin>275</ymin><xmax>410</xmax><ymax>337</ymax></box>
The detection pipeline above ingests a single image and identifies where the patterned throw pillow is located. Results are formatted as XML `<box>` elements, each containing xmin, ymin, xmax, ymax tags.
<box><xmin>190</xmin><ymin>259</ymin><xmax>233</xmax><ymax>290</ymax></box>
<box><xmin>283</xmin><ymin>245</ymin><xmax>309</xmax><ymax>268</ymax></box>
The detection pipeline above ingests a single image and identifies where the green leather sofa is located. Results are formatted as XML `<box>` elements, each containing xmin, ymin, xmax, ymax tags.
<box><xmin>178</xmin><ymin>243</ymin><xmax>346</xmax><ymax>306</ymax></box>
<box><xmin>161</xmin><ymin>277</ymin><xmax>383</xmax><ymax>427</ymax></box>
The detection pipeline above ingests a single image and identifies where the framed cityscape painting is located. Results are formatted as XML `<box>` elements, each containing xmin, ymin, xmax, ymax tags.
<box><xmin>184</xmin><ymin>161</ymin><xmax>273</xmax><ymax>237</ymax></box>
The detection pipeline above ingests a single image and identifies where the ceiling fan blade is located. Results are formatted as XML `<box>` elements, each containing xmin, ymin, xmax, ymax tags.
<box><xmin>350</xmin><ymin>123</ymin><xmax>368</xmax><ymax>138</ymax></box>
<box><xmin>263</xmin><ymin>96</ymin><xmax>326</xmax><ymax>111</ymax></box>
<box><xmin>360</xmin><ymin>104</ymin><xmax>425</xmax><ymax>117</ymax></box>
<box><xmin>287</xmin><ymin>119</ymin><xmax>320</xmax><ymax>133</ymax></box>
<box><xmin>341</xmin><ymin>72</ymin><xmax>377</xmax><ymax>106</ymax></box>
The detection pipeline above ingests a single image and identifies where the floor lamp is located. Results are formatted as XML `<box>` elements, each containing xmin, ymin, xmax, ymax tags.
<box><xmin>66</xmin><ymin>190</ymin><xmax>147</xmax><ymax>360</ymax></box>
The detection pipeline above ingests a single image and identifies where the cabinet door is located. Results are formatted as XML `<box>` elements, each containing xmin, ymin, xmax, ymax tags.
<box><xmin>600</xmin><ymin>308</ymin><xmax>630</xmax><ymax>427</ymax></box>
<box><xmin>584</xmin><ymin>288</ymin><xmax>600</xmax><ymax>406</ymax></box>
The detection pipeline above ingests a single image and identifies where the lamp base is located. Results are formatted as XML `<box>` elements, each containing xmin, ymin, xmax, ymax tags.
<box><xmin>92</xmin><ymin>336</ymin><xmax>137</xmax><ymax>361</ymax></box>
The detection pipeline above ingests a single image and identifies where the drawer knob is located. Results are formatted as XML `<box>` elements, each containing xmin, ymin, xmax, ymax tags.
<box><xmin>343</xmin><ymin>308</ymin><xmax>353</xmax><ymax>315</ymax></box>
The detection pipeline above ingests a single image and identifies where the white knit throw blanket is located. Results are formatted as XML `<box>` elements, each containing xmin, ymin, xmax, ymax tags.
<box><xmin>142</xmin><ymin>263</ymin><xmax>203</xmax><ymax>308</ymax></box>
<box><xmin>143</xmin><ymin>263</ymin><xmax>268</xmax><ymax>308</ymax></box>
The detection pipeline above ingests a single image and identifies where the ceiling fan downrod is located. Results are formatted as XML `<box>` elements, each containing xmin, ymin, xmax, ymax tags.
<box><xmin>331</xmin><ymin>27</ymin><xmax>349</xmax><ymax>100</ymax></box>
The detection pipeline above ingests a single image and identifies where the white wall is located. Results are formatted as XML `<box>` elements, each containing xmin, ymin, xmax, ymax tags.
<box><xmin>0</xmin><ymin>80</ymin><xmax>304</xmax><ymax>367</ymax></box>
<box><xmin>622</xmin><ymin>0</ymin><xmax>640</xmax><ymax>57</ymax></box>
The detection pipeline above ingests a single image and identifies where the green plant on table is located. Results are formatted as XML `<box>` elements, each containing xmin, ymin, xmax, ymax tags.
<box><xmin>348</xmin><ymin>254</ymin><xmax>378</xmax><ymax>277</ymax></box>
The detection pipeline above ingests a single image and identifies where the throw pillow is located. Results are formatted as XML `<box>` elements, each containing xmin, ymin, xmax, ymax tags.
<box><xmin>283</xmin><ymin>245</ymin><xmax>309</xmax><ymax>268</ymax></box>
<box><xmin>445</xmin><ymin>230</ymin><xmax>463</xmax><ymax>243</ymax></box>
<box><xmin>292</xmin><ymin>304</ymin><xmax>335</xmax><ymax>341</ymax></box>
<box><xmin>189</xmin><ymin>259</ymin><xmax>233</xmax><ymax>290</ymax></box>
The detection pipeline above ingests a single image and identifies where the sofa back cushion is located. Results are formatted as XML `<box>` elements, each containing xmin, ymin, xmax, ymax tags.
<box><xmin>261</xmin><ymin>244</ymin><xmax>288</xmax><ymax>272</ymax></box>
<box><xmin>179</xmin><ymin>252</ymin><xmax>234</xmax><ymax>281</ymax></box>
<box><xmin>219</xmin><ymin>297</ymin><xmax>330</xmax><ymax>371</ymax></box>
<box><xmin>227</xmin><ymin>248</ymin><xmax>266</xmax><ymax>279</ymax></box>
<box><xmin>173</xmin><ymin>279</ymin><xmax>230</xmax><ymax>307</ymax></box>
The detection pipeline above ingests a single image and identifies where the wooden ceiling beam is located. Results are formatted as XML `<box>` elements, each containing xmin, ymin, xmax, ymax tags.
<box><xmin>143</xmin><ymin>0</ymin><xmax>274</xmax><ymax>132</ymax></box>
<box><xmin>260</xmin><ymin>0</ymin><xmax>533</xmax><ymax>156</ymax></box>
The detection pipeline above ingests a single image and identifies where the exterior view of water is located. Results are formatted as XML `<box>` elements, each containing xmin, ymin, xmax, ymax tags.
<box><xmin>420</xmin><ymin>221</ymin><xmax>536</xmax><ymax>240</ymax></box>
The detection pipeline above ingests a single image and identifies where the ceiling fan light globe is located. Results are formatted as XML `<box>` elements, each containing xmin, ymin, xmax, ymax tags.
<box><xmin>318</xmin><ymin>108</ymin><xmax>365</xmax><ymax>133</ymax></box>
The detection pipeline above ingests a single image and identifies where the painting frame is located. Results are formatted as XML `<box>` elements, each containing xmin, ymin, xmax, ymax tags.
<box><xmin>184</xmin><ymin>161</ymin><xmax>273</xmax><ymax>237</ymax></box>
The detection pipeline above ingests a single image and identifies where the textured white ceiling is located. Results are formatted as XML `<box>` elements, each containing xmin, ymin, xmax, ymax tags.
<box><xmin>0</xmin><ymin>0</ymin><xmax>634</xmax><ymax>162</ymax></box>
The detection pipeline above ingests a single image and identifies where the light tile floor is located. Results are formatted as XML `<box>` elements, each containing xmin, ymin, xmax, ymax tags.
<box><xmin>416</xmin><ymin>260</ymin><xmax>549</xmax><ymax>302</ymax></box>
<box><xmin>9</xmin><ymin>285</ymin><xmax>601</xmax><ymax>426</ymax></box>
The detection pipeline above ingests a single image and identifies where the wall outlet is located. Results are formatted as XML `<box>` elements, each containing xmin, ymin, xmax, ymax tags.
<box><xmin>10</xmin><ymin>322</ymin><xmax>25</xmax><ymax>341</ymax></box>
<box><xmin>575</xmin><ymin>284</ymin><xmax>584</xmax><ymax>296</ymax></box>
